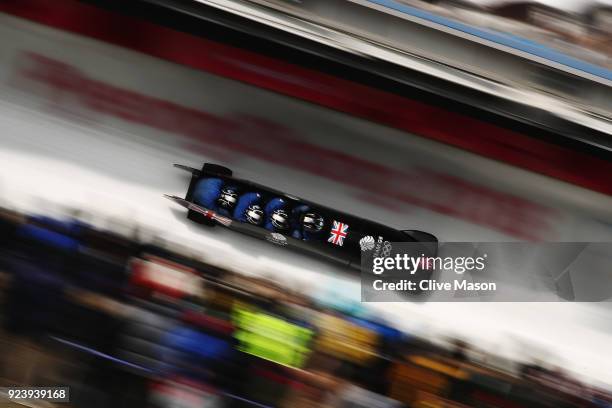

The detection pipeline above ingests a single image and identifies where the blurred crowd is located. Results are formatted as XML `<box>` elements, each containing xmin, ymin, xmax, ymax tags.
<box><xmin>404</xmin><ymin>0</ymin><xmax>612</xmax><ymax>66</ymax></box>
<box><xmin>0</xmin><ymin>207</ymin><xmax>610</xmax><ymax>407</ymax></box>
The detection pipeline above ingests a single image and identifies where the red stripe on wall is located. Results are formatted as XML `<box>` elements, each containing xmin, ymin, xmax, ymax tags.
<box><xmin>1</xmin><ymin>0</ymin><xmax>611</xmax><ymax>195</ymax></box>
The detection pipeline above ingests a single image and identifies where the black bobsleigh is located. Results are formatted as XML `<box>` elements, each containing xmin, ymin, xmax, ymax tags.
<box><xmin>165</xmin><ymin>163</ymin><xmax>437</xmax><ymax>271</ymax></box>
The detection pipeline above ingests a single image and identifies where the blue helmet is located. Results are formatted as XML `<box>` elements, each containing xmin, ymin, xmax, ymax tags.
<box><xmin>217</xmin><ymin>187</ymin><xmax>238</xmax><ymax>210</ymax></box>
<box><xmin>302</xmin><ymin>212</ymin><xmax>324</xmax><ymax>232</ymax></box>
<box><xmin>246</xmin><ymin>204</ymin><xmax>264</xmax><ymax>225</ymax></box>
<box><xmin>270</xmin><ymin>209</ymin><xmax>289</xmax><ymax>231</ymax></box>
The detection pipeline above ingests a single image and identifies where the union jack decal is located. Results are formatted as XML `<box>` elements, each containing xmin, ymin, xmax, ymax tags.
<box><xmin>328</xmin><ymin>220</ymin><xmax>349</xmax><ymax>246</ymax></box>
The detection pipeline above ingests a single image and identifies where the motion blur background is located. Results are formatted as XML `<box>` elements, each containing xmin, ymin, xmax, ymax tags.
<box><xmin>0</xmin><ymin>0</ymin><xmax>611</xmax><ymax>406</ymax></box>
